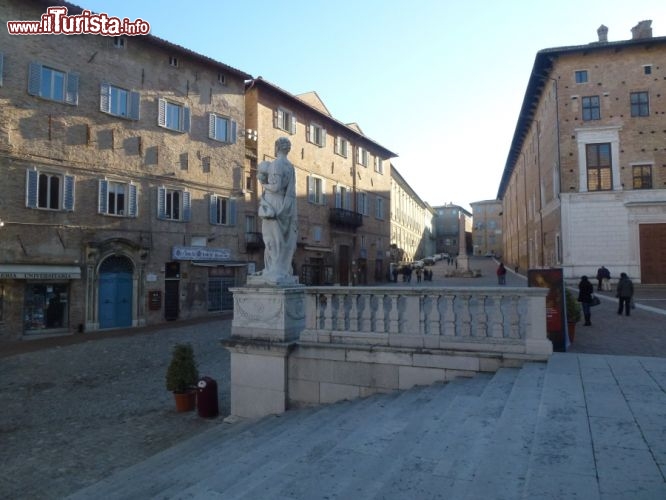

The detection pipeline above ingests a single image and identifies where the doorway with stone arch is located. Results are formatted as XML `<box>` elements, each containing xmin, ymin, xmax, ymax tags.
<box><xmin>98</xmin><ymin>255</ymin><xmax>134</xmax><ymax>329</ymax></box>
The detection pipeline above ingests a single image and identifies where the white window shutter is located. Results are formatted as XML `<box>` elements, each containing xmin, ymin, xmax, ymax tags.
<box><xmin>306</xmin><ymin>124</ymin><xmax>311</xmax><ymax>143</ymax></box>
<box><xmin>100</xmin><ymin>83</ymin><xmax>110</xmax><ymax>113</ymax></box>
<box><xmin>158</xmin><ymin>98</ymin><xmax>166</xmax><ymax>127</ymax></box>
<box><xmin>334</xmin><ymin>136</ymin><xmax>340</xmax><ymax>155</ymax></box>
<box><xmin>28</xmin><ymin>62</ymin><xmax>42</xmax><ymax>96</ymax></box>
<box><xmin>307</xmin><ymin>176</ymin><xmax>314</xmax><ymax>203</ymax></box>
<box><xmin>65</xmin><ymin>72</ymin><xmax>79</xmax><ymax>105</ymax></box>
<box><xmin>321</xmin><ymin>179</ymin><xmax>327</xmax><ymax>205</ymax></box>
<box><xmin>26</xmin><ymin>169</ymin><xmax>38</xmax><ymax>208</ymax></box>
<box><xmin>182</xmin><ymin>191</ymin><xmax>191</xmax><ymax>221</ymax></box>
<box><xmin>157</xmin><ymin>186</ymin><xmax>166</xmax><ymax>219</ymax></box>
<box><xmin>208</xmin><ymin>114</ymin><xmax>216</xmax><ymax>140</ymax></box>
<box><xmin>128</xmin><ymin>183</ymin><xmax>138</xmax><ymax>217</ymax></box>
<box><xmin>98</xmin><ymin>179</ymin><xmax>108</xmax><ymax>213</ymax></box>
<box><xmin>321</xmin><ymin>129</ymin><xmax>327</xmax><ymax>147</ymax></box>
<box><xmin>290</xmin><ymin>115</ymin><xmax>297</xmax><ymax>134</ymax></box>
<box><xmin>274</xmin><ymin>109</ymin><xmax>280</xmax><ymax>129</ymax></box>
<box><xmin>335</xmin><ymin>185</ymin><xmax>341</xmax><ymax>208</ymax></box>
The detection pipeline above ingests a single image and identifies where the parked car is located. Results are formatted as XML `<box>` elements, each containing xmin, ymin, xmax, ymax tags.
<box><xmin>423</xmin><ymin>257</ymin><xmax>435</xmax><ymax>266</ymax></box>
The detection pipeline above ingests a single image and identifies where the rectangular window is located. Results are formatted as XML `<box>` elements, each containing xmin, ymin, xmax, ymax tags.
<box><xmin>334</xmin><ymin>185</ymin><xmax>352</xmax><ymax>210</ymax></box>
<box><xmin>644</xmin><ymin>65</ymin><xmax>652</xmax><ymax>75</ymax></box>
<box><xmin>245</xmin><ymin>214</ymin><xmax>256</xmax><ymax>233</ymax></box>
<box><xmin>586</xmin><ymin>143</ymin><xmax>612</xmax><ymax>191</ymax></box>
<box><xmin>632</xmin><ymin>165</ymin><xmax>652</xmax><ymax>189</ymax></box>
<box><xmin>313</xmin><ymin>225</ymin><xmax>322</xmax><ymax>242</ymax></box>
<box><xmin>375</xmin><ymin>196</ymin><xmax>385</xmax><ymax>220</ymax></box>
<box><xmin>209</xmin><ymin>113</ymin><xmax>238</xmax><ymax>143</ymax></box>
<box><xmin>334</xmin><ymin>136</ymin><xmax>348</xmax><ymax>158</ymax></box>
<box><xmin>98</xmin><ymin>179</ymin><xmax>137</xmax><ymax>216</ymax></box>
<box><xmin>26</xmin><ymin>169</ymin><xmax>74</xmax><ymax>211</ymax></box>
<box><xmin>307</xmin><ymin>123</ymin><xmax>326</xmax><ymax>147</ymax></box>
<box><xmin>24</xmin><ymin>284</ymin><xmax>69</xmax><ymax>331</ymax></box>
<box><xmin>158</xmin><ymin>98</ymin><xmax>190</xmax><ymax>133</ymax></box>
<box><xmin>630</xmin><ymin>91</ymin><xmax>649</xmax><ymax>117</ymax></box>
<box><xmin>157</xmin><ymin>186</ymin><xmax>191</xmax><ymax>221</ymax></box>
<box><xmin>374</xmin><ymin>156</ymin><xmax>384</xmax><ymax>174</ymax></box>
<box><xmin>275</xmin><ymin>107</ymin><xmax>296</xmax><ymax>134</ymax></box>
<box><xmin>209</xmin><ymin>195</ymin><xmax>237</xmax><ymax>225</ymax></box>
<box><xmin>100</xmin><ymin>83</ymin><xmax>140</xmax><ymax>120</ymax></box>
<box><xmin>307</xmin><ymin>176</ymin><xmax>325</xmax><ymax>205</ymax></box>
<box><xmin>28</xmin><ymin>62</ymin><xmax>78</xmax><ymax>104</ymax></box>
<box><xmin>357</xmin><ymin>191</ymin><xmax>369</xmax><ymax>216</ymax></box>
<box><xmin>575</xmin><ymin>70</ymin><xmax>588</xmax><ymax>83</ymax></box>
<box><xmin>582</xmin><ymin>96</ymin><xmax>600</xmax><ymax>121</ymax></box>
<box><xmin>357</xmin><ymin>147</ymin><xmax>368</xmax><ymax>167</ymax></box>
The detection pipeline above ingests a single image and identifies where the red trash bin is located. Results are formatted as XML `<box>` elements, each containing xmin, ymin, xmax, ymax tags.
<box><xmin>196</xmin><ymin>376</ymin><xmax>219</xmax><ymax>418</ymax></box>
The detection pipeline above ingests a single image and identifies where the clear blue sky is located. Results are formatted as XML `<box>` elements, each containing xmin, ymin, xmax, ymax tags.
<box><xmin>67</xmin><ymin>0</ymin><xmax>664</xmax><ymax>209</ymax></box>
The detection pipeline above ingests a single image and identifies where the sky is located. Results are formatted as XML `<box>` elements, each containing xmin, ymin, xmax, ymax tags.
<box><xmin>61</xmin><ymin>0</ymin><xmax>665</xmax><ymax>210</ymax></box>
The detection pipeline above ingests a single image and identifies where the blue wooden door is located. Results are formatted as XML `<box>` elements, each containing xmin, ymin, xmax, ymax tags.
<box><xmin>99</xmin><ymin>272</ymin><xmax>132</xmax><ymax>328</ymax></box>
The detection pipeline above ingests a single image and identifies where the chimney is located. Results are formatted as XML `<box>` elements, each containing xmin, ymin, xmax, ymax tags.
<box><xmin>631</xmin><ymin>20</ymin><xmax>653</xmax><ymax>39</ymax></box>
<box><xmin>597</xmin><ymin>25</ymin><xmax>608</xmax><ymax>42</ymax></box>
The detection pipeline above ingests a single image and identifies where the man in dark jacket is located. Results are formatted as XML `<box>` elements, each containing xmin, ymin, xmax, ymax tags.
<box><xmin>616</xmin><ymin>272</ymin><xmax>634</xmax><ymax>316</ymax></box>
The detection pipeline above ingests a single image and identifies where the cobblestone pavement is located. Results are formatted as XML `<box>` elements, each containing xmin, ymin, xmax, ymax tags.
<box><xmin>0</xmin><ymin>317</ymin><xmax>232</xmax><ymax>499</ymax></box>
<box><xmin>1</xmin><ymin>257</ymin><xmax>665</xmax><ymax>499</ymax></box>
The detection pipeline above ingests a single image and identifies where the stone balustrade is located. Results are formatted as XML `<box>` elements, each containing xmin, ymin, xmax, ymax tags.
<box><xmin>301</xmin><ymin>286</ymin><xmax>552</xmax><ymax>357</ymax></box>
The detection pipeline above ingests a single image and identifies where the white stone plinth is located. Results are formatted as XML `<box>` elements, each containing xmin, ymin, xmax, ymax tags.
<box><xmin>230</xmin><ymin>286</ymin><xmax>305</xmax><ymax>342</ymax></box>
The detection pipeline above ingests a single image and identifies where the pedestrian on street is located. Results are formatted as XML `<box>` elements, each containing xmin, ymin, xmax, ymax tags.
<box><xmin>496</xmin><ymin>262</ymin><xmax>507</xmax><ymax>285</ymax></box>
<box><xmin>616</xmin><ymin>272</ymin><xmax>634</xmax><ymax>316</ymax></box>
<box><xmin>596</xmin><ymin>265</ymin><xmax>611</xmax><ymax>292</ymax></box>
<box><xmin>578</xmin><ymin>275</ymin><xmax>594</xmax><ymax>326</ymax></box>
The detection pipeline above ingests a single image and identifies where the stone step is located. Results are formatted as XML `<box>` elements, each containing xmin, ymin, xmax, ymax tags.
<box><xmin>461</xmin><ymin>362</ymin><xmax>547</xmax><ymax>499</ymax></box>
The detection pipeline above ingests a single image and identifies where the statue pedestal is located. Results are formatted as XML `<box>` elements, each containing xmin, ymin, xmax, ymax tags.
<box><xmin>222</xmin><ymin>286</ymin><xmax>305</xmax><ymax>418</ymax></box>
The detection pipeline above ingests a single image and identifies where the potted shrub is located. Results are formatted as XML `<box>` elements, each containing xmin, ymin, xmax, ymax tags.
<box><xmin>165</xmin><ymin>343</ymin><xmax>198</xmax><ymax>412</ymax></box>
<box><xmin>565</xmin><ymin>289</ymin><xmax>582</xmax><ymax>342</ymax></box>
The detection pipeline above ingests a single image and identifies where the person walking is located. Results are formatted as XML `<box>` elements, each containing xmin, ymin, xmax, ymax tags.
<box><xmin>496</xmin><ymin>262</ymin><xmax>507</xmax><ymax>285</ymax></box>
<box><xmin>596</xmin><ymin>265</ymin><xmax>611</xmax><ymax>292</ymax></box>
<box><xmin>578</xmin><ymin>275</ymin><xmax>594</xmax><ymax>326</ymax></box>
<box><xmin>616</xmin><ymin>272</ymin><xmax>634</xmax><ymax>316</ymax></box>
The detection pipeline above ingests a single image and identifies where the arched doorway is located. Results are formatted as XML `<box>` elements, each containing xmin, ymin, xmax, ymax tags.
<box><xmin>98</xmin><ymin>255</ymin><xmax>134</xmax><ymax>329</ymax></box>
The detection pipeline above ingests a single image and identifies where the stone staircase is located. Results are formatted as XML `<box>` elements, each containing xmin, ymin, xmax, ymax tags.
<box><xmin>68</xmin><ymin>353</ymin><xmax>666</xmax><ymax>499</ymax></box>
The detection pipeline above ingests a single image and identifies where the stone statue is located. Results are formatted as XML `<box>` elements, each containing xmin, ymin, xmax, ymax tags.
<box><xmin>253</xmin><ymin>137</ymin><xmax>298</xmax><ymax>285</ymax></box>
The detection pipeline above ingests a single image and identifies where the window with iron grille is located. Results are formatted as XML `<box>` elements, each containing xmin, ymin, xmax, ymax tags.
<box><xmin>586</xmin><ymin>143</ymin><xmax>612</xmax><ymax>191</ymax></box>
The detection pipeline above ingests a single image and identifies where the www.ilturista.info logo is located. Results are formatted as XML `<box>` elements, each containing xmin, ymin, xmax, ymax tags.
<box><xmin>7</xmin><ymin>6</ymin><xmax>150</xmax><ymax>36</ymax></box>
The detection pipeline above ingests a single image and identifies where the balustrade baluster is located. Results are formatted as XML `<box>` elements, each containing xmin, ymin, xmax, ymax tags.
<box><xmin>509</xmin><ymin>295</ymin><xmax>521</xmax><ymax>338</ymax></box>
<box><xmin>426</xmin><ymin>293</ymin><xmax>441</xmax><ymax>336</ymax></box>
<box><xmin>323</xmin><ymin>293</ymin><xmax>334</xmax><ymax>331</ymax></box>
<box><xmin>475</xmin><ymin>295</ymin><xmax>488</xmax><ymax>337</ymax></box>
<box><xmin>360</xmin><ymin>294</ymin><xmax>372</xmax><ymax>332</ymax></box>
<box><xmin>491</xmin><ymin>294</ymin><xmax>504</xmax><ymax>338</ymax></box>
<box><xmin>389</xmin><ymin>294</ymin><xmax>400</xmax><ymax>333</ymax></box>
<box><xmin>458</xmin><ymin>295</ymin><xmax>472</xmax><ymax>337</ymax></box>
<box><xmin>443</xmin><ymin>294</ymin><xmax>456</xmax><ymax>337</ymax></box>
<box><xmin>336</xmin><ymin>293</ymin><xmax>347</xmax><ymax>331</ymax></box>
<box><xmin>349</xmin><ymin>293</ymin><xmax>359</xmax><ymax>332</ymax></box>
<box><xmin>375</xmin><ymin>294</ymin><xmax>386</xmax><ymax>333</ymax></box>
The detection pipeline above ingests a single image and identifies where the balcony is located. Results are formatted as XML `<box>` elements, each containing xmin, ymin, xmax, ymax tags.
<box><xmin>329</xmin><ymin>208</ymin><xmax>363</xmax><ymax>229</ymax></box>
<box><xmin>245</xmin><ymin>232</ymin><xmax>264</xmax><ymax>251</ymax></box>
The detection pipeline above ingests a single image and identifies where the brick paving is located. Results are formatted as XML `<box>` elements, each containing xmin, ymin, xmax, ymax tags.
<box><xmin>1</xmin><ymin>257</ymin><xmax>664</xmax><ymax>499</ymax></box>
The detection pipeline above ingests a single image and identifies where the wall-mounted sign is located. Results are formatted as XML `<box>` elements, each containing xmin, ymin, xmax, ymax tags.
<box><xmin>171</xmin><ymin>246</ymin><xmax>231</xmax><ymax>261</ymax></box>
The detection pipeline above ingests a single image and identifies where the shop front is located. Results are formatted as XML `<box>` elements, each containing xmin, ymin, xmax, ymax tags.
<box><xmin>0</xmin><ymin>264</ymin><xmax>82</xmax><ymax>340</ymax></box>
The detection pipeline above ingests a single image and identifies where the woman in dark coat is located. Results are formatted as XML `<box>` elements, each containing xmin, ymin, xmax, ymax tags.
<box><xmin>578</xmin><ymin>275</ymin><xmax>594</xmax><ymax>326</ymax></box>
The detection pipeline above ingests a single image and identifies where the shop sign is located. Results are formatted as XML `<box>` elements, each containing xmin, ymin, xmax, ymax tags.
<box><xmin>171</xmin><ymin>246</ymin><xmax>231</xmax><ymax>261</ymax></box>
<box><xmin>0</xmin><ymin>265</ymin><xmax>81</xmax><ymax>279</ymax></box>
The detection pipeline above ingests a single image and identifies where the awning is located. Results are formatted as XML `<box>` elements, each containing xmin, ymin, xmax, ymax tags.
<box><xmin>190</xmin><ymin>261</ymin><xmax>248</xmax><ymax>267</ymax></box>
<box><xmin>0</xmin><ymin>264</ymin><xmax>81</xmax><ymax>279</ymax></box>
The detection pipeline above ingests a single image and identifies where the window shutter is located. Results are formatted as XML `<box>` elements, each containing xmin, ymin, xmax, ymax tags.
<box><xmin>290</xmin><ymin>115</ymin><xmax>297</xmax><ymax>134</ymax></box>
<box><xmin>307</xmin><ymin>176</ymin><xmax>314</xmax><ymax>203</ymax></box>
<box><xmin>158</xmin><ymin>98</ymin><xmax>166</xmax><ymax>127</ymax></box>
<box><xmin>229</xmin><ymin>198</ymin><xmax>237</xmax><ymax>226</ymax></box>
<box><xmin>182</xmin><ymin>191</ymin><xmax>191</xmax><ymax>221</ymax></box>
<box><xmin>345</xmin><ymin>190</ymin><xmax>351</xmax><ymax>210</ymax></box>
<box><xmin>0</xmin><ymin>53</ymin><xmax>4</xmax><ymax>87</ymax></box>
<box><xmin>321</xmin><ymin>129</ymin><xmax>327</xmax><ymax>147</ymax></box>
<box><xmin>230</xmin><ymin>120</ymin><xmax>237</xmax><ymax>143</ymax></box>
<box><xmin>129</xmin><ymin>91</ymin><xmax>140</xmax><ymax>120</ymax></box>
<box><xmin>321</xmin><ymin>180</ymin><xmax>327</xmax><ymax>205</ymax></box>
<box><xmin>182</xmin><ymin>106</ymin><xmax>191</xmax><ymax>133</ymax></box>
<box><xmin>63</xmin><ymin>174</ymin><xmax>75</xmax><ymax>210</ymax></box>
<box><xmin>28</xmin><ymin>62</ymin><xmax>42</xmax><ymax>96</ymax></box>
<box><xmin>208</xmin><ymin>113</ymin><xmax>216</xmax><ymax>140</ymax></box>
<box><xmin>273</xmin><ymin>109</ymin><xmax>279</xmax><ymax>129</ymax></box>
<box><xmin>100</xmin><ymin>83</ymin><xmax>111</xmax><ymax>112</ymax></box>
<box><xmin>98</xmin><ymin>179</ymin><xmax>108</xmax><ymax>213</ymax></box>
<box><xmin>157</xmin><ymin>186</ymin><xmax>166</xmax><ymax>219</ymax></box>
<box><xmin>306</xmin><ymin>124</ymin><xmax>311</xmax><ymax>143</ymax></box>
<box><xmin>335</xmin><ymin>186</ymin><xmax>341</xmax><ymax>208</ymax></box>
<box><xmin>128</xmin><ymin>183</ymin><xmax>138</xmax><ymax>217</ymax></box>
<box><xmin>64</xmin><ymin>72</ymin><xmax>79</xmax><ymax>105</ymax></box>
<box><xmin>357</xmin><ymin>192</ymin><xmax>361</xmax><ymax>214</ymax></box>
<box><xmin>334</xmin><ymin>136</ymin><xmax>340</xmax><ymax>155</ymax></box>
<box><xmin>26</xmin><ymin>169</ymin><xmax>38</xmax><ymax>208</ymax></box>
<box><xmin>209</xmin><ymin>194</ymin><xmax>218</xmax><ymax>224</ymax></box>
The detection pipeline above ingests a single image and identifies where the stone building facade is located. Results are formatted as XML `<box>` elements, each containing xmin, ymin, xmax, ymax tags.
<box><xmin>244</xmin><ymin>78</ymin><xmax>396</xmax><ymax>286</ymax></box>
<box><xmin>498</xmin><ymin>21</ymin><xmax>666</xmax><ymax>283</ymax></box>
<box><xmin>433</xmin><ymin>204</ymin><xmax>472</xmax><ymax>257</ymax></box>
<box><xmin>0</xmin><ymin>0</ymin><xmax>250</xmax><ymax>340</ymax></box>
<box><xmin>470</xmin><ymin>199</ymin><xmax>502</xmax><ymax>257</ymax></box>
<box><xmin>390</xmin><ymin>166</ymin><xmax>435</xmax><ymax>263</ymax></box>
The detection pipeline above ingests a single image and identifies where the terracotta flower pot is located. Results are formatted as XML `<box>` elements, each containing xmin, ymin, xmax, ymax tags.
<box><xmin>173</xmin><ymin>390</ymin><xmax>196</xmax><ymax>412</ymax></box>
